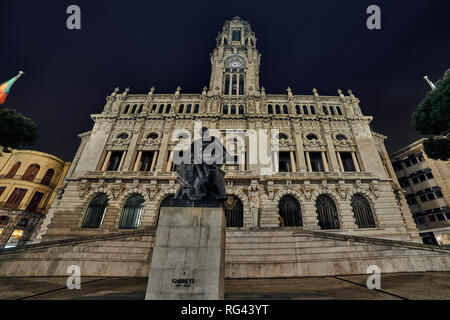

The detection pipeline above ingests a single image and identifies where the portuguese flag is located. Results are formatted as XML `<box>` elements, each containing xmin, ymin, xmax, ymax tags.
<box><xmin>0</xmin><ymin>71</ymin><xmax>24</xmax><ymax>104</ymax></box>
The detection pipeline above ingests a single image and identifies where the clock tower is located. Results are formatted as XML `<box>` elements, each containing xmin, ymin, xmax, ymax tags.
<box><xmin>209</xmin><ymin>17</ymin><xmax>261</xmax><ymax>96</ymax></box>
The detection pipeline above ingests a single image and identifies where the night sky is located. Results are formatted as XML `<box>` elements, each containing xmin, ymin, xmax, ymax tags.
<box><xmin>1</xmin><ymin>0</ymin><xmax>449</xmax><ymax>161</ymax></box>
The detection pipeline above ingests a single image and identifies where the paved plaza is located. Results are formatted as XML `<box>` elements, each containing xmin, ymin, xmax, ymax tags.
<box><xmin>0</xmin><ymin>272</ymin><xmax>449</xmax><ymax>300</ymax></box>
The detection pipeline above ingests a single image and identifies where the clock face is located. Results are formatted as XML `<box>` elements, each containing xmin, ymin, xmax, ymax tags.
<box><xmin>225</xmin><ymin>55</ymin><xmax>245</xmax><ymax>69</ymax></box>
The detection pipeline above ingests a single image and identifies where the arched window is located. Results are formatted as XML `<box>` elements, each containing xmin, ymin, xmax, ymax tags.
<box><xmin>117</xmin><ymin>133</ymin><xmax>129</xmax><ymax>140</ymax></box>
<box><xmin>6</xmin><ymin>162</ymin><xmax>21</xmax><ymax>178</ymax></box>
<box><xmin>278</xmin><ymin>195</ymin><xmax>302</xmax><ymax>227</ymax></box>
<box><xmin>306</xmin><ymin>133</ymin><xmax>318</xmax><ymax>141</ymax></box>
<box><xmin>158</xmin><ymin>104</ymin><xmax>164</xmax><ymax>113</ymax></box>
<box><xmin>239</xmin><ymin>74</ymin><xmax>244</xmax><ymax>95</ymax></box>
<box><xmin>310</xmin><ymin>106</ymin><xmax>316</xmax><ymax>114</ymax></box>
<box><xmin>166</xmin><ymin>104</ymin><xmax>171</xmax><ymax>113</ymax></box>
<box><xmin>119</xmin><ymin>194</ymin><xmax>145</xmax><ymax>229</ymax></box>
<box><xmin>303</xmin><ymin>105</ymin><xmax>309</xmax><ymax>115</ymax></box>
<box><xmin>275</xmin><ymin>105</ymin><xmax>281</xmax><ymax>114</ymax></box>
<box><xmin>41</xmin><ymin>169</ymin><xmax>55</xmax><ymax>186</ymax></box>
<box><xmin>336</xmin><ymin>106</ymin><xmax>342</xmax><ymax>116</ymax></box>
<box><xmin>17</xmin><ymin>218</ymin><xmax>28</xmax><ymax>227</ymax></box>
<box><xmin>123</xmin><ymin>105</ymin><xmax>130</xmax><ymax>114</ymax></box>
<box><xmin>268</xmin><ymin>105</ymin><xmax>273</xmax><ymax>114</ymax></box>
<box><xmin>296</xmin><ymin>105</ymin><xmax>301</xmax><ymax>114</ymax></box>
<box><xmin>138</xmin><ymin>104</ymin><xmax>144</xmax><ymax>113</ymax></box>
<box><xmin>329</xmin><ymin>106</ymin><xmax>335</xmax><ymax>116</ymax></box>
<box><xmin>231</xmin><ymin>105</ymin><xmax>236</xmax><ymax>114</ymax></box>
<box><xmin>224</xmin><ymin>195</ymin><xmax>243</xmax><ymax>227</ymax></box>
<box><xmin>152</xmin><ymin>104</ymin><xmax>157</xmax><ymax>113</ymax></box>
<box><xmin>315</xmin><ymin>195</ymin><xmax>340</xmax><ymax>230</ymax></box>
<box><xmin>283</xmin><ymin>105</ymin><xmax>289</xmax><ymax>114</ymax></box>
<box><xmin>179</xmin><ymin>104</ymin><xmax>184</xmax><ymax>113</ymax></box>
<box><xmin>224</xmin><ymin>75</ymin><xmax>230</xmax><ymax>95</ymax></box>
<box><xmin>82</xmin><ymin>193</ymin><xmax>108</xmax><ymax>228</ymax></box>
<box><xmin>194</xmin><ymin>104</ymin><xmax>199</xmax><ymax>113</ymax></box>
<box><xmin>223</xmin><ymin>105</ymin><xmax>229</xmax><ymax>114</ymax></box>
<box><xmin>186</xmin><ymin>104</ymin><xmax>192</xmax><ymax>113</ymax></box>
<box><xmin>239</xmin><ymin>105</ymin><xmax>244</xmax><ymax>114</ymax></box>
<box><xmin>232</xmin><ymin>75</ymin><xmax>237</xmax><ymax>95</ymax></box>
<box><xmin>131</xmin><ymin>104</ymin><xmax>137</xmax><ymax>114</ymax></box>
<box><xmin>336</xmin><ymin>134</ymin><xmax>347</xmax><ymax>141</ymax></box>
<box><xmin>351</xmin><ymin>194</ymin><xmax>376</xmax><ymax>228</ymax></box>
<box><xmin>22</xmin><ymin>164</ymin><xmax>40</xmax><ymax>181</ymax></box>
<box><xmin>322</xmin><ymin>106</ymin><xmax>329</xmax><ymax>115</ymax></box>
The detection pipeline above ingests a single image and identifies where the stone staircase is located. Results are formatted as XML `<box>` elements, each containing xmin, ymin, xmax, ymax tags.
<box><xmin>0</xmin><ymin>229</ymin><xmax>155</xmax><ymax>277</ymax></box>
<box><xmin>1</xmin><ymin>227</ymin><xmax>449</xmax><ymax>279</ymax></box>
<box><xmin>225</xmin><ymin>228</ymin><xmax>450</xmax><ymax>278</ymax></box>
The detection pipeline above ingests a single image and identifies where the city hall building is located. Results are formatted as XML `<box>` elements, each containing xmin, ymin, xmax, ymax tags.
<box><xmin>2</xmin><ymin>17</ymin><xmax>449</xmax><ymax>279</ymax></box>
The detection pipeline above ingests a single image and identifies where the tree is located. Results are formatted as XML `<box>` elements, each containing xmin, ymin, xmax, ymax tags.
<box><xmin>411</xmin><ymin>69</ymin><xmax>450</xmax><ymax>161</ymax></box>
<box><xmin>0</xmin><ymin>108</ymin><xmax>38</xmax><ymax>153</ymax></box>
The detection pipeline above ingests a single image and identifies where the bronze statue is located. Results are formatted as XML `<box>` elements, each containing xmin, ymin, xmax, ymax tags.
<box><xmin>172</xmin><ymin>127</ymin><xmax>227</xmax><ymax>207</ymax></box>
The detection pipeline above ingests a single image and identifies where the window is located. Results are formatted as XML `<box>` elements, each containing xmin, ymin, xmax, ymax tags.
<box><xmin>151</xmin><ymin>104</ymin><xmax>157</xmax><ymax>113</ymax></box>
<box><xmin>232</xmin><ymin>75</ymin><xmax>237</xmax><ymax>95</ymax></box>
<box><xmin>224</xmin><ymin>75</ymin><xmax>230</xmax><ymax>95</ymax></box>
<box><xmin>119</xmin><ymin>194</ymin><xmax>144</xmax><ymax>229</ymax></box>
<box><xmin>117</xmin><ymin>133</ymin><xmax>129</xmax><ymax>140</ymax></box>
<box><xmin>231</xmin><ymin>105</ymin><xmax>236</xmax><ymax>114</ymax></box>
<box><xmin>275</xmin><ymin>105</ymin><xmax>281</xmax><ymax>114</ymax></box>
<box><xmin>419</xmin><ymin>174</ymin><xmax>426</xmax><ymax>182</ymax></box>
<box><xmin>26</xmin><ymin>192</ymin><xmax>44</xmax><ymax>212</ymax></box>
<box><xmin>0</xmin><ymin>216</ymin><xmax>9</xmax><ymax>226</ymax></box>
<box><xmin>139</xmin><ymin>152</ymin><xmax>156</xmax><ymax>172</ymax></box>
<box><xmin>278</xmin><ymin>195</ymin><xmax>302</xmax><ymax>227</ymax></box>
<box><xmin>123</xmin><ymin>105</ymin><xmax>130</xmax><ymax>114</ymax></box>
<box><xmin>158</xmin><ymin>104</ymin><xmax>164</xmax><ymax>113</ymax></box>
<box><xmin>435</xmin><ymin>191</ymin><xmax>443</xmax><ymax>198</ymax></box>
<box><xmin>283</xmin><ymin>105</ymin><xmax>289</xmax><ymax>114</ymax></box>
<box><xmin>309</xmin><ymin>152</ymin><xmax>324</xmax><ymax>172</ymax></box>
<box><xmin>306</xmin><ymin>134</ymin><xmax>318</xmax><ymax>140</ymax></box>
<box><xmin>303</xmin><ymin>105</ymin><xmax>309</xmax><ymax>115</ymax></box>
<box><xmin>17</xmin><ymin>218</ymin><xmax>28</xmax><ymax>227</ymax></box>
<box><xmin>239</xmin><ymin>75</ymin><xmax>244</xmax><ymax>95</ymax></box>
<box><xmin>427</xmin><ymin>193</ymin><xmax>436</xmax><ymax>201</ymax></box>
<box><xmin>428</xmin><ymin>215</ymin><xmax>436</xmax><ymax>222</ymax></box>
<box><xmin>310</xmin><ymin>106</ymin><xmax>316</xmax><ymax>114</ymax></box>
<box><xmin>323</xmin><ymin>106</ymin><xmax>329</xmax><ymax>115</ymax></box>
<box><xmin>179</xmin><ymin>104</ymin><xmax>184</xmax><ymax>113</ymax></box>
<box><xmin>405</xmin><ymin>160</ymin><xmax>412</xmax><ymax>167</ymax></box>
<box><xmin>131</xmin><ymin>104</ymin><xmax>137</xmax><ymax>114</ymax></box>
<box><xmin>82</xmin><ymin>194</ymin><xmax>108</xmax><ymax>228</ymax></box>
<box><xmin>436</xmin><ymin>213</ymin><xmax>445</xmax><ymax>221</ymax></box>
<box><xmin>22</xmin><ymin>164</ymin><xmax>40</xmax><ymax>181</ymax></box>
<box><xmin>351</xmin><ymin>194</ymin><xmax>376</xmax><ymax>228</ymax></box>
<box><xmin>5</xmin><ymin>188</ymin><xmax>27</xmax><ymax>209</ymax></box>
<box><xmin>268</xmin><ymin>105</ymin><xmax>273</xmax><ymax>114</ymax></box>
<box><xmin>420</xmin><ymin>195</ymin><xmax>428</xmax><ymax>202</ymax></box>
<box><xmin>5</xmin><ymin>230</ymin><xmax>24</xmax><ymax>249</ymax></box>
<box><xmin>194</xmin><ymin>104</ymin><xmax>199</xmax><ymax>113</ymax></box>
<box><xmin>408</xmin><ymin>197</ymin><xmax>418</xmax><ymax>205</ymax></box>
<box><xmin>411</xmin><ymin>157</ymin><xmax>418</xmax><ymax>165</ymax></box>
<box><xmin>340</xmin><ymin>152</ymin><xmax>356</xmax><ymax>172</ymax></box>
<box><xmin>41</xmin><ymin>169</ymin><xmax>55</xmax><ymax>186</ymax></box>
<box><xmin>239</xmin><ymin>105</ymin><xmax>244</xmax><ymax>114</ymax></box>
<box><xmin>278</xmin><ymin>152</ymin><xmax>292</xmax><ymax>172</ymax></box>
<box><xmin>224</xmin><ymin>195</ymin><xmax>243</xmax><ymax>227</ymax></box>
<box><xmin>336</xmin><ymin>134</ymin><xmax>347</xmax><ymax>141</ymax></box>
<box><xmin>329</xmin><ymin>106</ymin><xmax>335</xmax><ymax>115</ymax></box>
<box><xmin>232</xmin><ymin>30</ymin><xmax>241</xmax><ymax>41</ymax></box>
<box><xmin>166</xmin><ymin>104</ymin><xmax>171</xmax><ymax>113</ymax></box>
<box><xmin>147</xmin><ymin>133</ymin><xmax>159</xmax><ymax>140</ymax></box>
<box><xmin>223</xmin><ymin>105</ymin><xmax>229</xmax><ymax>114</ymax></box>
<box><xmin>316</xmin><ymin>195</ymin><xmax>340</xmax><ymax>229</ymax></box>
<box><xmin>426</xmin><ymin>172</ymin><xmax>434</xmax><ymax>179</ymax></box>
<box><xmin>418</xmin><ymin>155</ymin><xmax>424</xmax><ymax>162</ymax></box>
<box><xmin>6</xmin><ymin>162</ymin><xmax>21</xmax><ymax>178</ymax></box>
<box><xmin>138</xmin><ymin>104</ymin><xmax>144</xmax><ymax>113</ymax></box>
<box><xmin>412</xmin><ymin>177</ymin><xmax>420</xmax><ymax>184</ymax></box>
<box><xmin>296</xmin><ymin>105</ymin><xmax>301</xmax><ymax>114</ymax></box>
<box><xmin>186</xmin><ymin>104</ymin><xmax>192</xmax><ymax>113</ymax></box>
<box><xmin>106</xmin><ymin>151</ymin><xmax>124</xmax><ymax>171</ymax></box>
<box><xmin>336</xmin><ymin>106</ymin><xmax>342</xmax><ymax>115</ymax></box>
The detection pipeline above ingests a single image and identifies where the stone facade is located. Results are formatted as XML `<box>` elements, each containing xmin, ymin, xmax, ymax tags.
<box><xmin>37</xmin><ymin>16</ymin><xmax>420</xmax><ymax>247</ymax></box>
<box><xmin>391</xmin><ymin>139</ymin><xmax>450</xmax><ymax>245</ymax></box>
<box><xmin>0</xmin><ymin>149</ymin><xmax>70</xmax><ymax>248</ymax></box>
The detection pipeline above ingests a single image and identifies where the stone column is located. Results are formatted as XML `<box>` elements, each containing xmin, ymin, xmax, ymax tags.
<box><xmin>323</xmin><ymin>131</ymin><xmax>339</xmax><ymax>172</ymax></box>
<box><xmin>118</xmin><ymin>151</ymin><xmax>127</xmax><ymax>171</ymax></box>
<box><xmin>352</xmin><ymin>152</ymin><xmax>361</xmax><ymax>172</ymax></box>
<box><xmin>321</xmin><ymin>152</ymin><xmax>329</xmax><ymax>172</ymax></box>
<box><xmin>133</xmin><ymin>151</ymin><xmax>143</xmax><ymax>172</ymax></box>
<box><xmin>305</xmin><ymin>151</ymin><xmax>312</xmax><ymax>172</ymax></box>
<box><xmin>123</xmin><ymin>126</ymin><xmax>142</xmax><ymax>171</ymax></box>
<box><xmin>155</xmin><ymin>130</ymin><xmax>171</xmax><ymax>172</ymax></box>
<box><xmin>293</xmin><ymin>125</ymin><xmax>306</xmax><ymax>172</ymax></box>
<box><xmin>101</xmin><ymin>151</ymin><xmax>112</xmax><ymax>171</ymax></box>
<box><xmin>150</xmin><ymin>151</ymin><xmax>158</xmax><ymax>172</ymax></box>
<box><xmin>290</xmin><ymin>151</ymin><xmax>297</xmax><ymax>172</ymax></box>
<box><xmin>166</xmin><ymin>150</ymin><xmax>174</xmax><ymax>172</ymax></box>
<box><xmin>336</xmin><ymin>151</ymin><xmax>344</xmax><ymax>172</ymax></box>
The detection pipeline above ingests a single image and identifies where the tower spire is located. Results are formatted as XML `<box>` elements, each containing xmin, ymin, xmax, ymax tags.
<box><xmin>423</xmin><ymin>75</ymin><xmax>437</xmax><ymax>90</ymax></box>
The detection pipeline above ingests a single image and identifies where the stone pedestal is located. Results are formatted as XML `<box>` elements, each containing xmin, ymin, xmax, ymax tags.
<box><xmin>145</xmin><ymin>206</ymin><xmax>226</xmax><ymax>300</ymax></box>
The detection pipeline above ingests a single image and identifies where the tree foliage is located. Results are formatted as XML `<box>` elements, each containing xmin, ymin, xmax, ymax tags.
<box><xmin>0</xmin><ymin>108</ymin><xmax>38</xmax><ymax>153</ymax></box>
<box><xmin>411</xmin><ymin>69</ymin><xmax>450</xmax><ymax>160</ymax></box>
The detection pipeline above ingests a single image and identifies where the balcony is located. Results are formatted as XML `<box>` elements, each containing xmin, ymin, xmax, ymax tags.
<box><xmin>0</xmin><ymin>175</ymin><xmax>57</xmax><ymax>189</ymax></box>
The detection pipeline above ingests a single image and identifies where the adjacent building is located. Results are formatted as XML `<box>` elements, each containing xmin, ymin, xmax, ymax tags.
<box><xmin>0</xmin><ymin>149</ymin><xmax>70</xmax><ymax>248</ymax></box>
<box><xmin>36</xmin><ymin>16</ymin><xmax>420</xmax><ymax>247</ymax></box>
<box><xmin>391</xmin><ymin>139</ymin><xmax>450</xmax><ymax>246</ymax></box>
